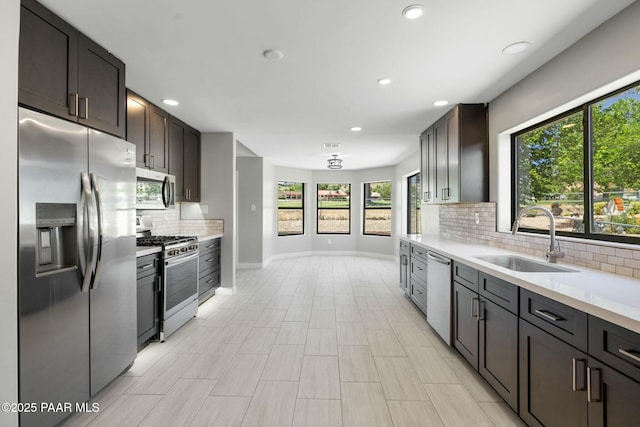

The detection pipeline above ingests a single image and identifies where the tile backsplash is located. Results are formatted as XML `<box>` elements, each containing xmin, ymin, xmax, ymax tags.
<box><xmin>138</xmin><ymin>203</ymin><xmax>223</xmax><ymax>237</ymax></box>
<box><xmin>438</xmin><ymin>202</ymin><xmax>640</xmax><ymax>278</ymax></box>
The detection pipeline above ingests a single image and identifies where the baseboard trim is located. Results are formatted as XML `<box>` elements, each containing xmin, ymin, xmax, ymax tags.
<box><xmin>214</xmin><ymin>285</ymin><xmax>236</xmax><ymax>295</ymax></box>
<box><xmin>259</xmin><ymin>251</ymin><xmax>395</xmax><ymax>268</ymax></box>
<box><xmin>236</xmin><ymin>262</ymin><xmax>264</xmax><ymax>269</ymax></box>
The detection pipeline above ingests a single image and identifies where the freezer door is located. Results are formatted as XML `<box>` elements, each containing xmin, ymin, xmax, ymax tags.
<box><xmin>18</xmin><ymin>107</ymin><xmax>90</xmax><ymax>427</ymax></box>
<box><xmin>88</xmin><ymin>129</ymin><xmax>137</xmax><ymax>395</ymax></box>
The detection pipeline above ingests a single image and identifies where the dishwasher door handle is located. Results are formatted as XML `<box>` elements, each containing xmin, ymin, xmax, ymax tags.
<box><xmin>427</xmin><ymin>251</ymin><xmax>451</xmax><ymax>265</ymax></box>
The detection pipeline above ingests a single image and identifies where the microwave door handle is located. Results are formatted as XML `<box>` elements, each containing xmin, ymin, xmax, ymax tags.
<box><xmin>162</xmin><ymin>176</ymin><xmax>169</xmax><ymax>208</ymax></box>
<box><xmin>90</xmin><ymin>173</ymin><xmax>103</xmax><ymax>289</ymax></box>
<box><xmin>80</xmin><ymin>173</ymin><xmax>96</xmax><ymax>293</ymax></box>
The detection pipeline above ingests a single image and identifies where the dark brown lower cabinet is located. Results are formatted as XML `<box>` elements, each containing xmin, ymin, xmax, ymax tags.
<box><xmin>198</xmin><ymin>238</ymin><xmax>221</xmax><ymax>303</ymax></box>
<box><xmin>519</xmin><ymin>319</ymin><xmax>588</xmax><ymax>427</ymax></box>
<box><xmin>479</xmin><ymin>297</ymin><xmax>518</xmax><ymax>411</ymax></box>
<box><xmin>587</xmin><ymin>357</ymin><xmax>640</xmax><ymax>427</ymax></box>
<box><xmin>453</xmin><ymin>281</ymin><xmax>478</xmax><ymax>369</ymax></box>
<box><xmin>136</xmin><ymin>253</ymin><xmax>160</xmax><ymax>348</ymax></box>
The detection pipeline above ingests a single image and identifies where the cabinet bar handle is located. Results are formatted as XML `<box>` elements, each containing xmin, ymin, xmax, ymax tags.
<box><xmin>155</xmin><ymin>276</ymin><xmax>162</xmax><ymax>292</ymax></box>
<box><xmin>138</xmin><ymin>263</ymin><xmax>154</xmax><ymax>270</ymax></box>
<box><xmin>414</xmin><ymin>288</ymin><xmax>422</xmax><ymax>295</ymax></box>
<box><xmin>423</xmin><ymin>191</ymin><xmax>431</xmax><ymax>202</ymax></box>
<box><xmin>207</xmin><ymin>244</ymin><xmax>214</xmax><ymax>249</ymax></box>
<box><xmin>206</xmin><ymin>258</ymin><xmax>214</xmax><ymax>262</ymax></box>
<box><xmin>150</xmin><ymin>155</ymin><xmax>155</xmax><ymax>169</ymax></box>
<box><xmin>471</xmin><ymin>297</ymin><xmax>479</xmax><ymax>318</ymax></box>
<box><xmin>618</xmin><ymin>348</ymin><xmax>640</xmax><ymax>363</ymax></box>
<box><xmin>80</xmin><ymin>97</ymin><xmax>89</xmax><ymax>119</ymax></box>
<box><xmin>144</xmin><ymin>154</ymin><xmax>150</xmax><ymax>167</ymax></box>
<box><xmin>534</xmin><ymin>309</ymin><xmax>563</xmax><ymax>322</ymax></box>
<box><xmin>206</xmin><ymin>278</ymin><xmax>214</xmax><ymax>284</ymax></box>
<box><xmin>478</xmin><ymin>300</ymin><xmax>485</xmax><ymax>321</ymax></box>
<box><xmin>572</xmin><ymin>358</ymin><xmax>586</xmax><ymax>391</ymax></box>
<box><xmin>69</xmin><ymin>93</ymin><xmax>79</xmax><ymax>117</ymax></box>
<box><xmin>587</xmin><ymin>367</ymin><xmax>602</xmax><ymax>402</ymax></box>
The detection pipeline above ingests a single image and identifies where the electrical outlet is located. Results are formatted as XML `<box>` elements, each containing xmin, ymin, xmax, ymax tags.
<box><xmin>475</xmin><ymin>212</ymin><xmax>480</xmax><ymax>224</ymax></box>
<box><xmin>201</xmin><ymin>204</ymin><xmax>208</xmax><ymax>214</ymax></box>
<box><xmin>327</xmin><ymin>238</ymin><xmax>332</xmax><ymax>245</ymax></box>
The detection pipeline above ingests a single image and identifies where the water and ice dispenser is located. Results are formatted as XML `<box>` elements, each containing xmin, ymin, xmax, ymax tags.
<box><xmin>35</xmin><ymin>203</ymin><xmax>78</xmax><ymax>276</ymax></box>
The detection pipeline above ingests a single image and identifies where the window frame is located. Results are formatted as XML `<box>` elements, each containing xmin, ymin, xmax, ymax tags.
<box><xmin>316</xmin><ymin>183</ymin><xmax>351</xmax><ymax>235</ymax></box>
<box><xmin>362</xmin><ymin>181</ymin><xmax>392</xmax><ymax>237</ymax></box>
<box><xmin>277</xmin><ymin>181</ymin><xmax>305</xmax><ymax>237</ymax></box>
<box><xmin>511</xmin><ymin>79</ymin><xmax>640</xmax><ymax>245</ymax></box>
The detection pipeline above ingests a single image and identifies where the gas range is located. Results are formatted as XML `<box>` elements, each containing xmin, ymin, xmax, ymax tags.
<box><xmin>136</xmin><ymin>235</ymin><xmax>200</xmax><ymax>341</ymax></box>
<box><xmin>136</xmin><ymin>235</ymin><xmax>199</xmax><ymax>259</ymax></box>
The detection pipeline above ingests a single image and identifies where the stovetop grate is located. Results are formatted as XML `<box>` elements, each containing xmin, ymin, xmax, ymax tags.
<box><xmin>136</xmin><ymin>235</ymin><xmax>197</xmax><ymax>247</ymax></box>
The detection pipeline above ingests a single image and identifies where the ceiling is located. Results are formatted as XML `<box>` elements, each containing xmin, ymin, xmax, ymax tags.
<box><xmin>41</xmin><ymin>0</ymin><xmax>635</xmax><ymax>170</ymax></box>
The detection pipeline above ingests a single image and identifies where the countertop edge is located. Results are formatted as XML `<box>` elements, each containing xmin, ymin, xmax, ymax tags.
<box><xmin>400</xmin><ymin>234</ymin><xmax>640</xmax><ymax>334</ymax></box>
<box><xmin>136</xmin><ymin>246</ymin><xmax>162</xmax><ymax>257</ymax></box>
<box><xmin>197</xmin><ymin>233</ymin><xmax>224</xmax><ymax>242</ymax></box>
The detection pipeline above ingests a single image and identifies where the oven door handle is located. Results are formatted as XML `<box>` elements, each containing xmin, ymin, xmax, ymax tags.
<box><xmin>165</xmin><ymin>252</ymin><xmax>199</xmax><ymax>267</ymax></box>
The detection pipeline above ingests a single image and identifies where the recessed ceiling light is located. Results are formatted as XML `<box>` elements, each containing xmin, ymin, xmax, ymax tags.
<box><xmin>162</xmin><ymin>99</ymin><xmax>179</xmax><ymax>106</ymax></box>
<box><xmin>433</xmin><ymin>100</ymin><xmax>449</xmax><ymax>107</ymax></box>
<box><xmin>262</xmin><ymin>49</ymin><xmax>284</xmax><ymax>60</ymax></box>
<box><xmin>323</xmin><ymin>143</ymin><xmax>341</xmax><ymax>149</ymax></box>
<box><xmin>350</xmin><ymin>126</ymin><xmax>362</xmax><ymax>132</ymax></box>
<box><xmin>402</xmin><ymin>4</ymin><xmax>425</xmax><ymax>19</ymax></box>
<box><xmin>502</xmin><ymin>41</ymin><xmax>532</xmax><ymax>55</ymax></box>
<box><xmin>377</xmin><ymin>78</ymin><xmax>392</xmax><ymax>85</ymax></box>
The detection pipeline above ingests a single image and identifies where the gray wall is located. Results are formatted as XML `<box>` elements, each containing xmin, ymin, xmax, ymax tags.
<box><xmin>489</xmin><ymin>1</ymin><xmax>640</xmax><ymax>231</ymax></box>
<box><xmin>237</xmin><ymin>157</ymin><xmax>264</xmax><ymax>265</ymax></box>
<box><xmin>1</xmin><ymin>1</ymin><xmax>19</xmax><ymax>425</ymax></box>
<box><xmin>200</xmin><ymin>133</ymin><xmax>236</xmax><ymax>288</ymax></box>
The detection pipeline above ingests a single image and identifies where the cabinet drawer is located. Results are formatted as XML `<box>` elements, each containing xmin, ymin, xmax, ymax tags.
<box><xmin>199</xmin><ymin>249</ymin><xmax>220</xmax><ymax>274</ymax></box>
<box><xmin>137</xmin><ymin>254</ymin><xmax>160</xmax><ymax>279</ymax></box>
<box><xmin>411</xmin><ymin>279</ymin><xmax>428</xmax><ymax>314</ymax></box>
<box><xmin>453</xmin><ymin>261</ymin><xmax>478</xmax><ymax>292</ymax></box>
<box><xmin>479</xmin><ymin>273</ymin><xmax>518</xmax><ymax>314</ymax></box>
<box><xmin>520</xmin><ymin>289</ymin><xmax>588</xmax><ymax>352</ymax></box>
<box><xmin>199</xmin><ymin>268</ymin><xmax>220</xmax><ymax>296</ymax></box>
<box><xmin>410</xmin><ymin>256</ymin><xmax>428</xmax><ymax>288</ymax></box>
<box><xmin>589</xmin><ymin>316</ymin><xmax>640</xmax><ymax>382</ymax></box>
<box><xmin>200</xmin><ymin>238</ymin><xmax>221</xmax><ymax>252</ymax></box>
<box><xmin>410</xmin><ymin>244</ymin><xmax>428</xmax><ymax>263</ymax></box>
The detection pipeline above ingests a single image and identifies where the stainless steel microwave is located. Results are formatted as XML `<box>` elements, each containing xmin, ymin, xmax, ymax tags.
<box><xmin>136</xmin><ymin>168</ymin><xmax>176</xmax><ymax>209</ymax></box>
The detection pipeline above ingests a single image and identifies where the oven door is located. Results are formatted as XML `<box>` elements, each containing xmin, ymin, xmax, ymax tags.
<box><xmin>163</xmin><ymin>252</ymin><xmax>199</xmax><ymax>319</ymax></box>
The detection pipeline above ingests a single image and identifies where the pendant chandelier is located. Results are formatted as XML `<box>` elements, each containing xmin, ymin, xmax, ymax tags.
<box><xmin>327</xmin><ymin>154</ymin><xmax>343</xmax><ymax>169</ymax></box>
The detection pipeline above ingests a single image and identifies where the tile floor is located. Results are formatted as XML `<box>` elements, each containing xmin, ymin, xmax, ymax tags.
<box><xmin>61</xmin><ymin>255</ymin><xmax>526</xmax><ymax>427</ymax></box>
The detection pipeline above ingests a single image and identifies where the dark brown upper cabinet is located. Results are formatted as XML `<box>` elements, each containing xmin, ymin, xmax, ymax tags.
<box><xmin>126</xmin><ymin>90</ymin><xmax>169</xmax><ymax>172</ymax></box>
<box><xmin>19</xmin><ymin>0</ymin><xmax>126</xmax><ymax>138</ymax></box>
<box><xmin>421</xmin><ymin>103</ymin><xmax>488</xmax><ymax>204</ymax></box>
<box><xmin>169</xmin><ymin>116</ymin><xmax>200</xmax><ymax>202</ymax></box>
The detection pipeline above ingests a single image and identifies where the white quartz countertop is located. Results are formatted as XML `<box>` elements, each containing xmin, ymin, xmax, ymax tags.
<box><xmin>401</xmin><ymin>234</ymin><xmax>640</xmax><ymax>334</ymax></box>
<box><xmin>136</xmin><ymin>246</ymin><xmax>162</xmax><ymax>257</ymax></box>
<box><xmin>197</xmin><ymin>233</ymin><xmax>224</xmax><ymax>242</ymax></box>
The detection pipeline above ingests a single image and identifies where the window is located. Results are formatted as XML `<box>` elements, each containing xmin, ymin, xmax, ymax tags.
<box><xmin>363</xmin><ymin>181</ymin><xmax>392</xmax><ymax>236</ymax></box>
<box><xmin>514</xmin><ymin>82</ymin><xmax>640</xmax><ymax>243</ymax></box>
<box><xmin>278</xmin><ymin>181</ymin><xmax>304</xmax><ymax>236</ymax></box>
<box><xmin>408</xmin><ymin>173</ymin><xmax>421</xmax><ymax>234</ymax></box>
<box><xmin>317</xmin><ymin>183</ymin><xmax>350</xmax><ymax>234</ymax></box>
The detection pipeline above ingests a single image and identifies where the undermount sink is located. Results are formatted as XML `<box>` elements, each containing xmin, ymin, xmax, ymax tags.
<box><xmin>475</xmin><ymin>255</ymin><xmax>577</xmax><ymax>273</ymax></box>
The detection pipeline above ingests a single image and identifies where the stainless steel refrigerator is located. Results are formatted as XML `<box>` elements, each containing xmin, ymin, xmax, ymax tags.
<box><xmin>18</xmin><ymin>107</ymin><xmax>136</xmax><ymax>427</ymax></box>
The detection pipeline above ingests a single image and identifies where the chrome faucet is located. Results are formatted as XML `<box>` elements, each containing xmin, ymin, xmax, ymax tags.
<box><xmin>512</xmin><ymin>205</ymin><xmax>565</xmax><ymax>263</ymax></box>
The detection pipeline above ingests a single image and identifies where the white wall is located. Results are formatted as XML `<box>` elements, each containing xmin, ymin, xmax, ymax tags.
<box><xmin>261</xmin><ymin>165</ymin><xmax>399</xmax><ymax>262</ymax></box>
<box><xmin>237</xmin><ymin>157</ymin><xmax>263</xmax><ymax>266</ymax></box>
<box><xmin>489</xmin><ymin>1</ymin><xmax>640</xmax><ymax>231</ymax></box>
<box><xmin>200</xmin><ymin>133</ymin><xmax>236</xmax><ymax>289</ymax></box>
<box><xmin>1</xmin><ymin>1</ymin><xmax>19</xmax><ymax>425</ymax></box>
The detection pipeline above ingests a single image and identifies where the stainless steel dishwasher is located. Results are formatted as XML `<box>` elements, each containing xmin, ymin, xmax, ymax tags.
<box><xmin>426</xmin><ymin>251</ymin><xmax>452</xmax><ymax>345</ymax></box>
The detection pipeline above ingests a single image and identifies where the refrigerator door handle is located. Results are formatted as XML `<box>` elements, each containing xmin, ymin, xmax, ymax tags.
<box><xmin>80</xmin><ymin>172</ymin><xmax>97</xmax><ymax>293</ymax></box>
<box><xmin>90</xmin><ymin>173</ymin><xmax>104</xmax><ymax>289</ymax></box>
